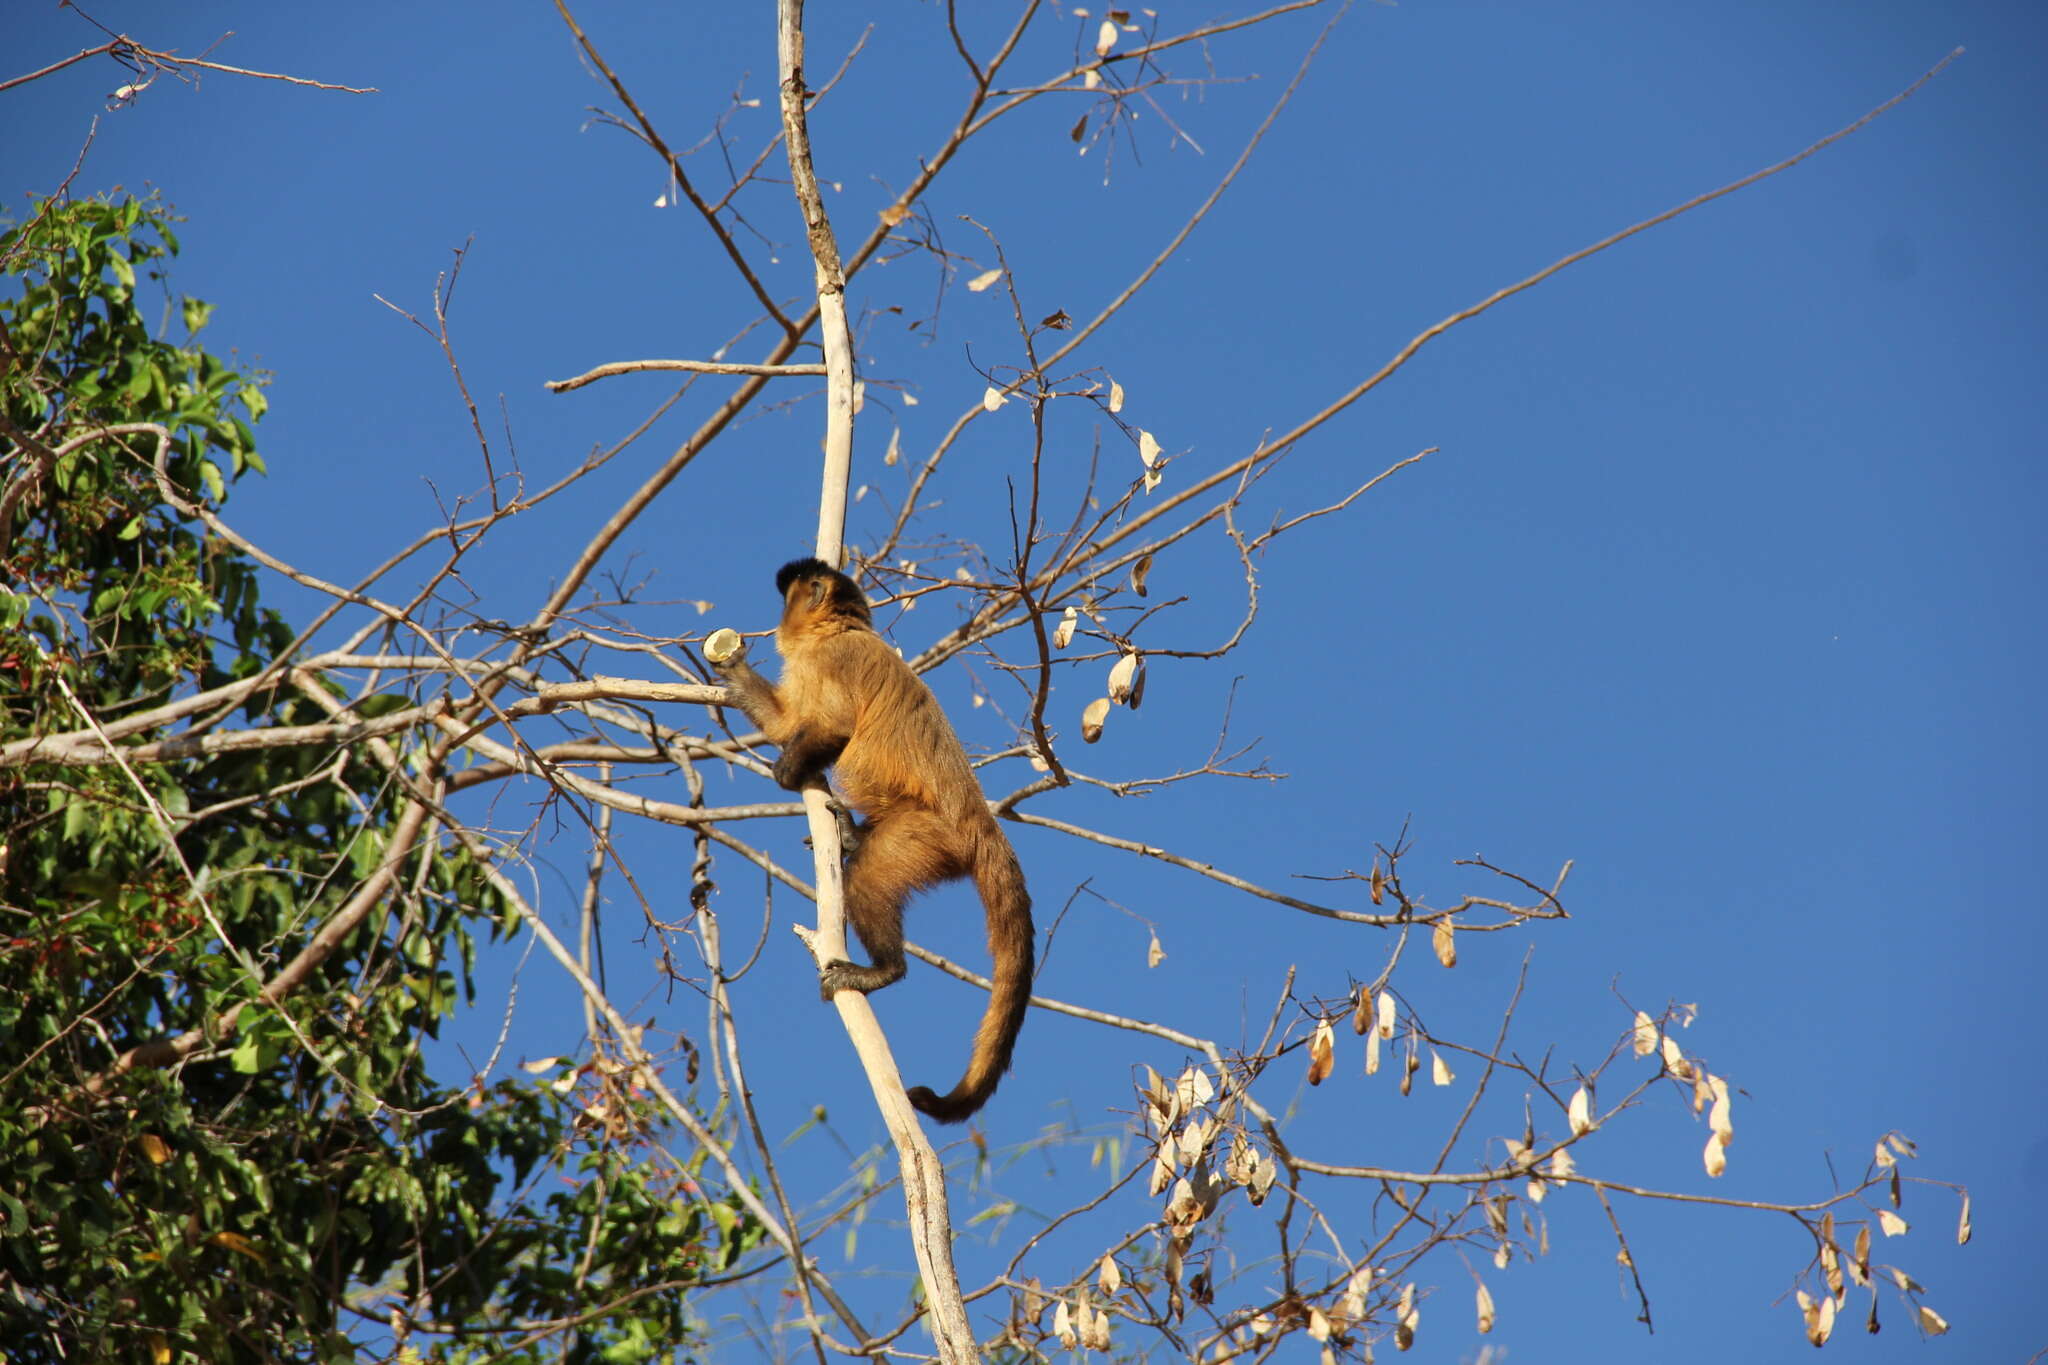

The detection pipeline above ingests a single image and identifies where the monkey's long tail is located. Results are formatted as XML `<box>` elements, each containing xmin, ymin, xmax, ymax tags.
<box><xmin>906</xmin><ymin>829</ymin><xmax>1033</xmax><ymax>1124</ymax></box>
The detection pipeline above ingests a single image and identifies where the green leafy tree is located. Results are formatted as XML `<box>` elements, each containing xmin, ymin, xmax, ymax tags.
<box><xmin>0</xmin><ymin>196</ymin><xmax>748</xmax><ymax>1364</ymax></box>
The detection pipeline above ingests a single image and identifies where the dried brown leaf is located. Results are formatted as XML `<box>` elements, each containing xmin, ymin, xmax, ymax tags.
<box><xmin>1708</xmin><ymin>1073</ymin><xmax>1734</xmax><ymax>1145</ymax></box>
<box><xmin>1568</xmin><ymin>1084</ymin><xmax>1594</xmax><ymax>1137</ymax></box>
<box><xmin>1632</xmin><ymin>1009</ymin><xmax>1659</xmax><ymax>1057</ymax></box>
<box><xmin>1341</xmin><ymin>1265</ymin><xmax>1373</xmax><ymax>1318</ymax></box>
<box><xmin>209</xmin><ymin>1231</ymin><xmax>263</xmax><ymax>1263</ymax></box>
<box><xmin>1107</xmin><ymin>652</ymin><xmax>1139</xmax><ymax>704</ymax></box>
<box><xmin>1660</xmin><ymin>1032</ymin><xmax>1694</xmax><ymax>1081</ymax></box>
<box><xmin>1307</xmin><ymin>1018</ymin><xmax>1335</xmax><ymax>1086</ymax></box>
<box><xmin>1432</xmin><ymin>915</ymin><xmax>1456</xmax><ymax>967</ymax></box>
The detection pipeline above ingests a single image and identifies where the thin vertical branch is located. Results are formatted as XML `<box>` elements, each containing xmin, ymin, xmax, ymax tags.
<box><xmin>778</xmin><ymin>1</ymin><xmax>978</xmax><ymax>1360</ymax></box>
<box><xmin>578</xmin><ymin>764</ymin><xmax>612</xmax><ymax>1044</ymax></box>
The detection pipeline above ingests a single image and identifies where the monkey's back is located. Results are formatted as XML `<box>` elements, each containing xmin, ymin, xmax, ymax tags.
<box><xmin>821</xmin><ymin>631</ymin><xmax>990</xmax><ymax>827</ymax></box>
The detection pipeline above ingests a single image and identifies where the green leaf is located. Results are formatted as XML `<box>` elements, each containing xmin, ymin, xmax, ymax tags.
<box><xmin>229</xmin><ymin>1034</ymin><xmax>267</xmax><ymax>1074</ymax></box>
<box><xmin>60</xmin><ymin>796</ymin><xmax>92</xmax><ymax>842</ymax></box>
<box><xmin>182</xmin><ymin>296</ymin><xmax>213</xmax><ymax>334</ymax></box>
<box><xmin>199</xmin><ymin>459</ymin><xmax>226</xmax><ymax>502</ymax></box>
<box><xmin>229</xmin><ymin>1007</ymin><xmax>289</xmax><ymax>1074</ymax></box>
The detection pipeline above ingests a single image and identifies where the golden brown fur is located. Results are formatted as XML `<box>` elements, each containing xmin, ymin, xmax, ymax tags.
<box><xmin>712</xmin><ymin>558</ymin><xmax>1033</xmax><ymax>1123</ymax></box>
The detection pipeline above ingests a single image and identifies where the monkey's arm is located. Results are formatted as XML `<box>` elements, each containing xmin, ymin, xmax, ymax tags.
<box><xmin>708</xmin><ymin>651</ymin><xmax>786</xmax><ymax>736</ymax></box>
<box><xmin>709</xmin><ymin>642</ymin><xmax>855</xmax><ymax>792</ymax></box>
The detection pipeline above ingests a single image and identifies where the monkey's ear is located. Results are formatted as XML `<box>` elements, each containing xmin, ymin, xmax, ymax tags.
<box><xmin>807</xmin><ymin>579</ymin><xmax>828</xmax><ymax>610</ymax></box>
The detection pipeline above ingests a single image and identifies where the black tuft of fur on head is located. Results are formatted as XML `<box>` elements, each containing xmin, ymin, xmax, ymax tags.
<box><xmin>775</xmin><ymin>557</ymin><xmax>872</xmax><ymax>623</ymax></box>
<box><xmin>775</xmin><ymin>557</ymin><xmax>833</xmax><ymax>597</ymax></box>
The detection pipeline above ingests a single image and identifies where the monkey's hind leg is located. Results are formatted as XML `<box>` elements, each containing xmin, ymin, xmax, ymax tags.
<box><xmin>817</xmin><ymin>811</ymin><xmax>960</xmax><ymax>1001</ymax></box>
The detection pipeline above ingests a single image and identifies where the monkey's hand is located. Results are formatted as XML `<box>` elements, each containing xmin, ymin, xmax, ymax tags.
<box><xmin>770</xmin><ymin>749</ymin><xmax>812</xmax><ymax>791</ymax></box>
<box><xmin>706</xmin><ymin>653</ymin><xmax>758</xmax><ymax>688</ymax></box>
<box><xmin>771</xmin><ymin>729</ymin><xmax>845</xmax><ymax>791</ymax></box>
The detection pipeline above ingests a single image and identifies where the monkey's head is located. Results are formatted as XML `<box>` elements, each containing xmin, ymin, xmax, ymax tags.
<box><xmin>775</xmin><ymin>557</ymin><xmax>873</xmax><ymax>627</ymax></box>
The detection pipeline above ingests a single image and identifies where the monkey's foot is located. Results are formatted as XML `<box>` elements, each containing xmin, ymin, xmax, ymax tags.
<box><xmin>818</xmin><ymin>958</ymin><xmax>905</xmax><ymax>1001</ymax></box>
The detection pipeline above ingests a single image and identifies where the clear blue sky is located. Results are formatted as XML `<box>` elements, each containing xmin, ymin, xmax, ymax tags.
<box><xmin>6</xmin><ymin>2</ymin><xmax>2043</xmax><ymax>1360</ymax></box>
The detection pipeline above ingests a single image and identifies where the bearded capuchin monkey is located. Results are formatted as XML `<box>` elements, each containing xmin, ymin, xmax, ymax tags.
<box><xmin>711</xmin><ymin>557</ymin><xmax>1033</xmax><ymax>1123</ymax></box>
